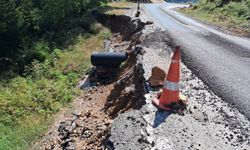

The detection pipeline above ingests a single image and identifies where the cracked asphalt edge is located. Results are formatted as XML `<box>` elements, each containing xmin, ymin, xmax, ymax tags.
<box><xmin>108</xmin><ymin>7</ymin><xmax>250</xmax><ymax>150</ymax></box>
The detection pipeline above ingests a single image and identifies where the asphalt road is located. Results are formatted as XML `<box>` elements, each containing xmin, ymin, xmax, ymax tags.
<box><xmin>143</xmin><ymin>3</ymin><xmax>250</xmax><ymax>119</ymax></box>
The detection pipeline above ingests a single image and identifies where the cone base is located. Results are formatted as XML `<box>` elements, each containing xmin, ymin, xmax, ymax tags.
<box><xmin>152</xmin><ymin>98</ymin><xmax>172</xmax><ymax>111</ymax></box>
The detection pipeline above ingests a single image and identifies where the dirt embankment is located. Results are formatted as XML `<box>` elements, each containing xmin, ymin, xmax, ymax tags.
<box><xmin>35</xmin><ymin>11</ymin><xmax>149</xmax><ymax>150</ymax></box>
<box><xmin>104</xmin><ymin>47</ymin><xmax>146</xmax><ymax>118</ymax></box>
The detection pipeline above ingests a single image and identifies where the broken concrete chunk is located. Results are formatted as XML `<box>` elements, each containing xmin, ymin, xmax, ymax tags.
<box><xmin>149</xmin><ymin>66</ymin><xmax>166</xmax><ymax>88</ymax></box>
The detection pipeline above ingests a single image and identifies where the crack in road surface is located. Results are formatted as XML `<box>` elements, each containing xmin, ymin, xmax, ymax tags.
<box><xmin>109</xmin><ymin>7</ymin><xmax>250</xmax><ymax>150</ymax></box>
<box><xmin>110</xmin><ymin>29</ymin><xmax>250</xmax><ymax>150</ymax></box>
<box><xmin>143</xmin><ymin>2</ymin><xmax>250</xmax><ymax>119</ymax></box>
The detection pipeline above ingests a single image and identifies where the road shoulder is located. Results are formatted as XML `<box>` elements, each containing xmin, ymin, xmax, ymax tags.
<box><xmin>108</xmin><ymin>5</ymin><xmax>250</xmax><ymax>150</ymax></box>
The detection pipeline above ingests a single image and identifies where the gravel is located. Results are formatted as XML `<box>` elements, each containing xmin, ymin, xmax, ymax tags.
<box><xmin>109</xmin><ymin>7</ymin><xmax>250</xmax><ymax>150</ymax></box>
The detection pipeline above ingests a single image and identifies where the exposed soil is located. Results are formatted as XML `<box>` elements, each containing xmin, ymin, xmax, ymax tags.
<box><xmin>92</xmin><ymin>11</ymin><xmax>145</xmax><ymax>41</ymax></box>
<box><xmin>37</xmin><ymin>86</ymin><xmax>113</xmax><ymax>150</ymax></box>
<box><xmin>33</xmin><ymin>8</ymin><xmax>148</xmax><ymax>150</ymax></box>
<box><xmin>104</xmin><ymin>47</ymin><xmax>146</xmax><ymax>118</ymax></box>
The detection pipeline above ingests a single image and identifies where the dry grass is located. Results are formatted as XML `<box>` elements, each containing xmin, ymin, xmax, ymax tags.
<box><xmin>105</xmin><ymin>2</ymin><xmax>134</xmax><ymax>15</ymax></box>
<box><xmin>178</xmin><ymin>5</ymin><xmax>250</xmax><ymax>36</ymax></box>
<box><xmin>107</xmin><ymin>1</ymin><xmax>133</xmax><ymax>8</ymax></box>
<box><xmin>58</xmin><ymin>26</ymin><xmax>111</xmax><ymax>73</ymax></box>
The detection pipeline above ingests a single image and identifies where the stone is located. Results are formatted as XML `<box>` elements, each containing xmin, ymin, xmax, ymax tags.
<box><xmin>148</xmin><ymin>66</ymin><xmax>166</xmax><ymax>87</ymax></box>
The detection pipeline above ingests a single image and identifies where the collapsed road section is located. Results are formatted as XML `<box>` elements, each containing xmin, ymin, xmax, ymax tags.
<box><xmin>36</xmin><ymin>6</ymin><xmax>250</xmax><ymax>150</ymax></box>
<box><xmin>108</xmin><ymin>7</ymin><xmax>250</xmax><ymax>150</ymax></box>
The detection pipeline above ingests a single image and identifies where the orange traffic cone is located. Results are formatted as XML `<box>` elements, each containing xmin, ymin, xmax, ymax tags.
<box><xmin>152</xmin><ymin>46</ymin><xmax>181</xmax><ymax>111</ymax></box>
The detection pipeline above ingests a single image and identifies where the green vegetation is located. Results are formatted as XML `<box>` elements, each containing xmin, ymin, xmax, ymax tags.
<box><xmin>0</xmin><ymin>0</ymin><xmax>107</xmax><ymax>73</ymax></box>
<box><xmin>0</xmin><ymin>27</ymin><xmax>111</xmax><ymax>150</ymax></box>
<box><xmin>179</xmin><ymin>0</ymin><xmax>250</xmax><ymax>34</ymax></box>
<box><xmin>0</xmin><ymin>0</ymin><xmax>112</xmax><ymax>149</ymax></box>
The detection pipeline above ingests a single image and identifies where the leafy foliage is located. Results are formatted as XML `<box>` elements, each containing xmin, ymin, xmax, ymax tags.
<box><xmin>184</xmin><ymin>0</ymin><xmax>250</xmax><ymax>32</ymax></box>
<box><xmin>0</xmin><ymin>49</ymin><xmax>74</xmax><ymax>126</ymax></box>
<box><xmin>0</xmin><ymin>0</ymin><xmax>106</xmax><ymax>72</ymax></box>
<box><xmin>0</xmin><ymin>27</ymin><xmax>111</xmax><ymax>149</ymax></box>
<box><xmin>197</xmin><ymin>0</ymin><xmax>250</xmax><ymax>19</ymax></box>
<box><xmin>0</xmin><ymin>0</ymin><xmax>111</xmax><ymax>149</ymax></box>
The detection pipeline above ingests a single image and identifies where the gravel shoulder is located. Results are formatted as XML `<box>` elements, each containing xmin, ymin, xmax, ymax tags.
<box><xmin>109</xmin><ymin>6</ymin><xmax>250</xmax><ymax>150</ymax></box>
<box><xmin>143</xmin><ymin>3</ymin><xmax>250</xmax><ymax>119</ymax></box>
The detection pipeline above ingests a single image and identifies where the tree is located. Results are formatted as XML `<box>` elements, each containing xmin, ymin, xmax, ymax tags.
<box><xmin>0</xmin><ymin>0</ymin><xmax>106</xmax><ymax>72</ymax></box>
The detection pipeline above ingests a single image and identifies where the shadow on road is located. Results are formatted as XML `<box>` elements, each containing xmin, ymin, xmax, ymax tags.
<box><xmin>153</xmin><ymin>110</ymin><xmax>171</xmax><ymax>128</ymax></box>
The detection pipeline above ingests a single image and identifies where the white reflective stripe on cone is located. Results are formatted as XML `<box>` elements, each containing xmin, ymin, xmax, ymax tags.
<box><xmin>164</xmin><ymin>80</ymin><xmax>179</xmax><ymax>91</ymax></box>
<box><xmin>171</xmin><ymin>60</ymin><xmax>178</xmax><ymax>63</ymax></box>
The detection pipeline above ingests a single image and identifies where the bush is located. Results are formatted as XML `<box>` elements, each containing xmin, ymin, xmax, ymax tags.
<box><xmin>0</xmin><ymin>0</ymin><xmax>107</xmax><ymax>73</ymax></box>
<box><xmin>0</xmin><ymin>20</ymin><xmax>110</xmax><ymax>149</ymax></box>
<box><xmin>0</xmin><ymin>75</ymin><xmax>75</xmax><ymax>126</ymax></box>
<box><xmin>222</xmin><ymin>2</ymin><xmax>249</xmax><ymax>18</ymax></box>
<box><xmin>0</xmin><ymin>41</ymin><xmax>80</xmax><ymax>126</ymax></box>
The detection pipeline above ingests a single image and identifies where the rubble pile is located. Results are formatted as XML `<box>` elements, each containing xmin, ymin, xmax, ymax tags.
<box><xmin>38</xmin><ymin>85</ymin><xmax>113</xmax><ymax>150</ymax></box>
<box><xmin>88</xmin><ymin>67</ymin><xmax>119</xmax><ymax>85</ymax></box>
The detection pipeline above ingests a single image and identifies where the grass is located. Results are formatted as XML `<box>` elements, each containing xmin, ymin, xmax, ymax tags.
<box><xmin>0</xmin><ymin>116</ymin><xmax>51</xmax><ymax>150</ymax></box>
<box><xmin>178</xmin><ymin>0</ymin><xmax>250</xmax><ymax>35</ymax></box>
<box><xmin>0</xmin><ymin>26</ymin><xmax>111</xmax><ymax>150</ymax></box>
